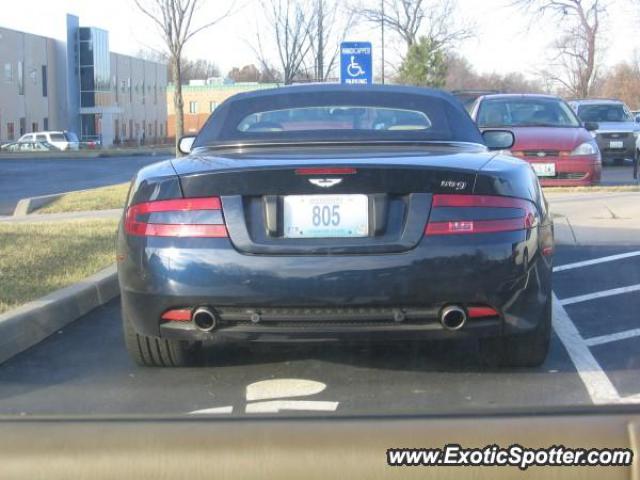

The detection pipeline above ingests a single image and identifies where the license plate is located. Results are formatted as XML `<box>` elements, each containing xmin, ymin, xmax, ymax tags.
<box><xmin>283</xmin><ymin>194</ymin><xmax>369</xmax><ymax>238</ymax></box>
<box><xmin>531</xmin><ymin>163</ymin><xmax>556</xmax><ymax>177</ymax></box>
<box><xmin>610</xmin><ymin>140</ymin><xmax>624</xmax><ymax>149</ymax></box>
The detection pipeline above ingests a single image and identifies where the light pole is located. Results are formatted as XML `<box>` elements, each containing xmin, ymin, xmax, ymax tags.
<box><xmin>380</xmin><ymin>0</ymin><xmax>385</xmax><ymax>84</ymax></box>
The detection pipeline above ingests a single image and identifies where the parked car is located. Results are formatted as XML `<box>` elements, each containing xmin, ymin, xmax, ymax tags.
<box><xmin>0</xmin><ymin>141</ymin><xmax>56</xmax><ymax>152</ymax></box>
<box><xmin>117</xmin><ymin>84</ymin><xmax>554</xmax><ymax>368</ymax></box>
<box><xmin>17</xmin><ymin>131</ymin><xmax>80</xmax><ymax>151</ymax></box>
<box><xmin>569</xmin><ymin>99</ymin><xmax>640</xmax><ymax>165</ymax></box>
<box><xmin>470</xmin><ymin>94</ymin><xmax>601</xmax><ymax>186</ymax></box>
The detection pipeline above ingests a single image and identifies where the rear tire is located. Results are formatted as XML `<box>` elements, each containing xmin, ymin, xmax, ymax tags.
<box><xmin>479</xmin><ymin>298</ymin><xmax>551</xmax><ymax>368</ymax></box>
<box><xmin>122</xmin><ymin>308</ymin><xmax>201</xmax><ymax>367</ymax></box>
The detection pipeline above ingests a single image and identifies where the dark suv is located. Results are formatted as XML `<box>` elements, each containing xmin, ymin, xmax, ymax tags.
<box><xmin>569</xmin><ymin>99</ymin><xmax>640</xmax><ymax>165</ymax></box>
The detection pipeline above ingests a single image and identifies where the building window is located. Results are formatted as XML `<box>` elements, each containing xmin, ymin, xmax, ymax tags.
<box><xmin>122</xmin><ymin>122</ymin><xmax>127</xmax><ymax>139</ymax></box>
<box><xmin>32</xmin><ymin>122</ymin><xmax>38</xmax><ymax>133</ymax></box>
<box><xmin>189</xmin><ymin>101</ymin><xmax>198</xmax><ymax>114</ymax></box>
<box><xmin>19</xmin><ymin>118</ymin><xmax>26</xmax><ymax>136</ymax></box>
<box><xmin>7</xmin><ymin>122</ymin><xmax>15</xmax><ymax>140</ymax></box>
<box><xmin>4</xmin><ymin>63</ymin><xmax>13</xmax><ymax>82</ymax></box>
<box><xmin>209</xmin><ymin>101</ymin><xmax>217</xmax><ymax>112</ymax></box>
<box><xmin>43</xmin><ymin>118</ymin><xmax>49</xmax><ymax>130</ymax></box>
<box><xmin>129</xmin><ymin>119</ymin><xmax>133</xmax><ymax>139</ymax></box>
<box><xmin>42</xmin><ymin>66</ymin><xmax>48</xmax><ymax>97</ymax></box>
<box><xmin>17</xmin><ymin>61</ymin><xmax>24</xmax><ymax>95</ymax></box>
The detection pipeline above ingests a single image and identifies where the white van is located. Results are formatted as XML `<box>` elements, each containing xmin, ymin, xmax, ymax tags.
<box><xmin>18</xmin><ymin>131</ymin><xmax>80</xmax><ymax>151</ymax></box>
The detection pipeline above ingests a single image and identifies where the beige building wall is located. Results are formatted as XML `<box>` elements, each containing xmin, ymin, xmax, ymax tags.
<box><xmin>0</xmin><ymin>27</ymin><xmax>58</xmax><ymax>142</ymax></box>
<box><xmin>110</xmin><ymin>53</ymin><xmax>167</xmax><ymax>145</ymax></box>
<box><xmin>0</xmin><ymin>24</ymin><xmax>166</xmax><ymax>145</ymax></box>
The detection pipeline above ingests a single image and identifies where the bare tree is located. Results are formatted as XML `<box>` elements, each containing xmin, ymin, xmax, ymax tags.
<box><xmin>254</xmin><ymin>0</ymin><xmax>316</xmax><ymax>84</ymax></box>
<box><xmin>513</xmin><ymin>0</ymin><xmax>607</xmax><ymax>98</ymax></box>
<box><xmin>356</xmin><ymin>0</ymin><xmax>473</xmax><ymax>54</ymax></box>
<box><xmin>134</xmin><ymin>0</ymin><xmax>234</xmax><ymax>153</ymax></box>
<box><xmin>308</xmin><ymin>0</ymin><xmax>355</xmax><ymax>81</ymax></box>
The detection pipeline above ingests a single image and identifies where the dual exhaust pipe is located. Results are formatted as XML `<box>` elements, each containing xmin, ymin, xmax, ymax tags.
<box><xmin>191</xmin><ymin>304</ymin><xmax>469</xmax><ymax>332</ymax></box>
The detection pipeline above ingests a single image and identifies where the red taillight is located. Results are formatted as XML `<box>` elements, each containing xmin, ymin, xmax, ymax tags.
<box><xmin>467</xmin><ymin>306</ymin><xmax>499</xmax><ymax>318</ymax></box>
<box><xmin>425</xmin><ymin>194</ymin><xmax>537</xmax><ymax>236</ymax></box>
<box><xmin>161</xmin><ymin>308</ymin><xmax>192</xmax><ymax>322</ymax></box>
<box><xmin>125</xmin><ymin>197</ymin><xmax>227</xmax><ymax>238</ymax></box>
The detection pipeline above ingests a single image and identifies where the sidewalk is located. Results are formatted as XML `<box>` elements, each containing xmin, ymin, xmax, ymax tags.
<box><xmin>546</xmin><ymin>191</ymin><xmax>640</xmax><ymax>245</ymax></box>
<box><xmin>0</xmin><ymin>146</ymin><xmax>172</xmax><ymax>160</ymax></box>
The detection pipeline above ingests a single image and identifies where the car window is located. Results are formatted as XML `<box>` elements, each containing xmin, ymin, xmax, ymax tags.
<box><xmin>49</xmin><ymin>133</ymin><xmax>66</xmax><ymax>142</ymax></box>
<box><xmin>477</xmin><ymin>97</ymin><xmax>581</xmax><ymax>127</ymax></box>
<box><xmin>576</xmin><ymin>104</ymin><xmax>633</xmax><ymax>122</ymax></box>
<box><xmin>35</xmin><ymin>134</ymin><xmax>47</xmax><ymax>142</ymax></box>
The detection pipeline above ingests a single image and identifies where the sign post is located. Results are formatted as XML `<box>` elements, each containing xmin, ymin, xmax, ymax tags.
<box><xmin>340</xmin><ymin>42</ymin><xmax>372</xmax><ymax>85</ymax></box>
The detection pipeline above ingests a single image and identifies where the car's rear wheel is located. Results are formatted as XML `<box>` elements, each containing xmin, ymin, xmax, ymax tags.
<box><xmin>122</xmin><ymin>308</ymin><xmax>201</xmax><ymax>367</ymax></box>
<box><xmin>479</xmin><ymin>298</ymin><xmax>551</xmax><ymax>368</ymax></box>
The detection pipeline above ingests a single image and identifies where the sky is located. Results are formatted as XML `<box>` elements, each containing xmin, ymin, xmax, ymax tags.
<box><xmin>0</xmin><ymin>0</ymin><xmax>638</xmax><ymax>79</ymax></box>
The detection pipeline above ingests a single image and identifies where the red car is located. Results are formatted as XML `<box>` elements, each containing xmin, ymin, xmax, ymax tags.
<box><xmin>470</xmin><ymin>94</ymin><xmax>601</xmax><ymax>186</ymax></box>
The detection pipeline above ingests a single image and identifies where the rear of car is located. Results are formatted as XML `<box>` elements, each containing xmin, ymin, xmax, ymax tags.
<box><xmin>46</xmin><ymin>131</ymin><xmax>80</xmax><ymax>151</ymax></box>
<box><xmin>570</xmin><ymin>100</ymin><xmax>639</xmax><ymax>165</ymax></box>
<box><xmin>117</xmin><ymin>85</ymin><xmax>553</xmax><ymax>369</ymax></box>
<box><xmin>472</xmin><ymin>94</ymin><xmax>601</xmax><ymax>186</ymax></box>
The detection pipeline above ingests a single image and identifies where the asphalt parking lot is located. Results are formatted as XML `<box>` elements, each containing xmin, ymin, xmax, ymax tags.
<box><xmin>0</xmin><ymin>154</ymin><xmax>167</xmax><ymax>215</ymax></box>
<box><xmin>0</xmin><ymin>241</ymin><xmax>638</xmax><ymax>416</ymax></box>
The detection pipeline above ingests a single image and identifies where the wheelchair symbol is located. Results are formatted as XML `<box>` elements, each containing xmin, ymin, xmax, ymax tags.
<box><xmin>347</xmin><ymin>56</ymin><xmax>365</xmax><ymax>77</ymax></box>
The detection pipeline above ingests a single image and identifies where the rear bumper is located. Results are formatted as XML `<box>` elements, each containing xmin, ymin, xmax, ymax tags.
<box><xmin>528</xmin><ymin>157</ymin><xmax>601</xmax><ymax>186</ymax></box>
<box><xmin>118</xmin><ymin>227</ymin><xmax>553</xmax><ymax>342</ymax></box>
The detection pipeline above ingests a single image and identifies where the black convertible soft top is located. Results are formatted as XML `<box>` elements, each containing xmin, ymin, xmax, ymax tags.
<box><xmin>193</xmin><ymin>84</ymin><xmax>484</xmax><ymax>147</ymax></box>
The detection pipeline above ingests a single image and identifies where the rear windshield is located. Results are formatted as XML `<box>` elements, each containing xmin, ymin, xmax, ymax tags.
<box><xmin>576</xmin><ymin>104</ymin><xmax>633</xmax><ymax>123</ymax></box>
<box><xmin>477</xmin><ymin>97</ymin><xmax>580</xmax><ymax>128</ymax></box>
<box><xmin>193</xmin><ymin>88</ymin><xmax>484</xmax><ymax>147</ymax></box>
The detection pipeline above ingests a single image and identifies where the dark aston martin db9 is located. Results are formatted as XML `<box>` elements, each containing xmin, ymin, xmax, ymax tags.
<box><xmin>117</xmin><ymin>84</ymin><xmax>554</xmax><ymax>368</ymax></box>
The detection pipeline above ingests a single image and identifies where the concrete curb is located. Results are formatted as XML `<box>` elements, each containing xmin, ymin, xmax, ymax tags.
<box><xmin>0</xmin><ymin>148</ymin><xmax>172</xmax><ymax>160</ymax></box>
<box><xmin>0</xmin><ymin>265</ymin><xmax>118</xmax><ymax>365</ymax></box>
<box><xmin>13</xmin><ymin>192</ymin><xmax>68</xmax><ymax>216</ymax></box>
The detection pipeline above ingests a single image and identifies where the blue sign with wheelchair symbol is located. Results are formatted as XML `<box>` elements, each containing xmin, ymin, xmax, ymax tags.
<box><xmin>340</xmin><ymin>42</ymin><xmax>372</xmax><ymax>85</ymax></box>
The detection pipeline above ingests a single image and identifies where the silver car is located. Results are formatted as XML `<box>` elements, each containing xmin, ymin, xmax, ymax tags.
<box><xmin>569</xmin><ymin>99</ymin><xmax>640</xmax><ymax>165</ymax></box>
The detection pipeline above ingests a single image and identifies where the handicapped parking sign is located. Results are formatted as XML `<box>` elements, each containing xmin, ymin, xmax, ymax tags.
<box><xmin>340</xmin><ymin>42</ymin><xmax>372</xmax><ymax>85</ymax></box>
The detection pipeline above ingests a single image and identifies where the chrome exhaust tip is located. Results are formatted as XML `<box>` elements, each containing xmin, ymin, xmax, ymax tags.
<box><xmin>440</xmin><ymin>305</ymin><xmax>467</xmax><ymax>331</ymax></box>
<box><xmin>192</xmin><ymin>307</ymin><xmax>217</xmax><ymax>332</ymax></box>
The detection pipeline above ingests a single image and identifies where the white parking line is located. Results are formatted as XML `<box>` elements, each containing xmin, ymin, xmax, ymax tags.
<box><xmin>552</xmin><ymin>293</ymin><xmax>622</xmax><ymax>404</ymax></box>
<box><xmin>585</xmin><ymin>328</ymin><xmax>640</xmax><ymax>347</ymax></box>
<box><xmin>559</xmin><ymin>284</ymin><xmax>640</xmax><ymax>306</ymax></box>
<box><xmin>553</xmin><ymin>251</ymin><xmax>640</xmax><ymax>273</ymax></box>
